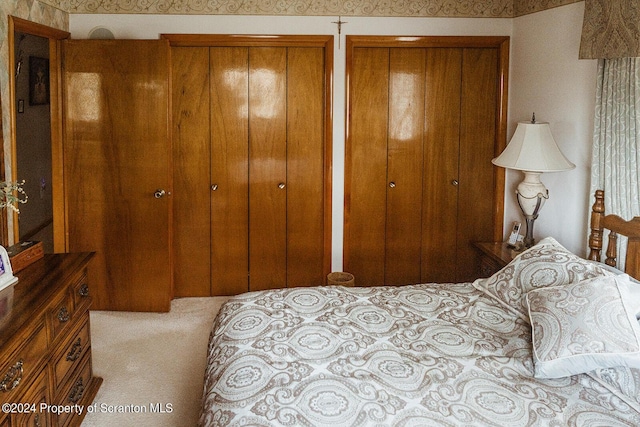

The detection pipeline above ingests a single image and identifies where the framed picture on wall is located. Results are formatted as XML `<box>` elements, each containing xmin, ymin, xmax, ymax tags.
<box><xmin>29</xmin><ymin>56</ymin><xmax>49</xmax><ymax>105</ymax></box>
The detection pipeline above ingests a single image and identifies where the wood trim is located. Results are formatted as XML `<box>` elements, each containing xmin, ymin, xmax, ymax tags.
<box><xmin>323</xmin><ymin>37</ymin><xmax>334</xmax><ymax>281</ymax></box>
<box><xmin>346</xmin><ymin>35</ymin><xmax>510</xmax><ymax>49</ymax></box>
<box><xmin>8</xmin><ymin>17</ymin><xmax>19</xmax><ymax>243</ymax></box>
<box><xmin>8</xmin><ymin>16</ymin><xmax>70</xmax><ymax>250</ymax></box>
<box><xmin>494</xmin><ymin>38</ymin><xmax>509</xmax><ymax>241</ymax></box>
<box><xmin>10</xmin><ymin>17</ymin><xmax>70</xmax><ymax>40</ymax></box>
<box><xmin>0</xmin><ymin>82</ymin><xmax>6</xmax><ymax>246</ymax></box>
<box><xmin>343</xmin><ymin>35</ymin><xmax>509</xmax><ymax>270</ymax></box>
<box><xmin>162</xmin><ymin>34</ymin><xmax>333</xmax><ymax>47</ymax></box>
<box><xmin>51</xmin><ymin>39</ymin><xmax>67</xmax><ymax>252</ymax></box>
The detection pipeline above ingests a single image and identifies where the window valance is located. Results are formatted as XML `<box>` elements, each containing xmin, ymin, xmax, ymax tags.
<box><xmin>580</xmin><ymin>0</ymin><xmax>640</xmax><ymax>59</ymax></box>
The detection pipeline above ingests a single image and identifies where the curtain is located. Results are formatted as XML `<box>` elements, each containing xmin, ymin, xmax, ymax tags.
<box><xmin>590</xmin><ymin>57</ymin><xmax>640</xmax><ymax>269</ymax></box>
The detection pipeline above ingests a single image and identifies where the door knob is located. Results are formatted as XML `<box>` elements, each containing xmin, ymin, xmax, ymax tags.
<box><xmin>389</xmin><ymin>182</ymin><xmax>396</xmax><ymax>188</ymax></box>
<box><xmin>211</xmin><ymin>184</ymin><xmax>218</xmax><ymax>191</ymax></box>
<box><xmin>278</xmin><ymin>183</ymin><xmax>286</xmax><ymax>189</ymax></box>
<box><xmin>154</xmin><ymin>189</ymin><xmax>166</xmax><ymax>198</ymax></box>
<box><xmin>451</xmin><ymin>179</ymin><xmax>459</xmax><ymax>186</ymax></box>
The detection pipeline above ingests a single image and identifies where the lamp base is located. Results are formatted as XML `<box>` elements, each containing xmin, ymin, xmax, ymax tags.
<box><xmin>523</xmin><ymin>216</ymin><xmax>536</xmax><ymax>248</ymax></box>
<box><xmin>516</xmin><ymin>171</ymin><xmax>549</xmax><ymax>249</ymax></box>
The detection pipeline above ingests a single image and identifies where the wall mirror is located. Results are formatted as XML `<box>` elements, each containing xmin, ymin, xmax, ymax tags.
<box><xmin>13</xmin><ymin>30</ymin><xmax>52</xmax><ymax>251</ymax></box>
<box><xmin>9</xmin><ymin>17</ymin><xmax>69</xmax><ymax>253</ymax></box>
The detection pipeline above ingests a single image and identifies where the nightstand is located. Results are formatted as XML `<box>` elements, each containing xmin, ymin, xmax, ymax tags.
<box><xmin>474</xmin><ymin>242</ymin><xmax>521</xmax><ymax>278</ymax></box>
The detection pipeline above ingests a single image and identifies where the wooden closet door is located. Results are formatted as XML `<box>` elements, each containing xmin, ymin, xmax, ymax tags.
<box><xmin>421</xmin><ymin>48</ymin><xmax>462</xmax><ymax>283</ymax></box>
<box><xmin>249</xmin><ymin>47</ymin><xmax>288</xmax><ymax>291</ymax></box>
<box><xmin>457</xmin><ymin>48</ymin><xmax>499</xmax><ymax>282</ymax></box>
<box><xmin>345</xmin><ymin>48</ymin><xmax>389</xmax><ymax>287</ymax></box>
<box><xmin>286</xmin><ymin>47</ymin><xmax>327</xmax><ymax>287</ymax></box>
<box><xmin>63</xmin><ymin>40</ymin><xmax>172</xmax><ymax>311</ymax></box>
<box><xmin>345</xmin><ymin>37</ymin><xmax>506</xmax><ymax>286</ymax></box>
<box><xmin>385</xmin><ymin>48</ymin><xmax>425</xmax><ymax>285</ymax></box>
<box><xmin>210</xmin><ymin>47</ymin><xmax>250</xmax><ymax>295</ymax></box>
<box><xmin>172</xmin><ymin>47</ymin><xmax>211</xmax><ymax>296</ymax></box>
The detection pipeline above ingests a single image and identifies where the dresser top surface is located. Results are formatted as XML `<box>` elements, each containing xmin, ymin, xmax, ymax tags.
<box><xmin>0</xmin><ymin>252</ymin><xmax>94</xmax><ymax>347</ymax></box>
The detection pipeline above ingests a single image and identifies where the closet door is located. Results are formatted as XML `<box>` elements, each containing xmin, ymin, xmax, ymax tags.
<box><xmin>456</xmin><ymin>48</ymin><xmax>499</xmax><ymax>282</ymax></box>
<box><xmin>210</xmin><ymin>47</ymin><xmax>250</xmax><ymax>295</ymax></box>
<box><xmin>345</xmin><ymin>37</ymin><xmax>506</xmax><ymax>286</ymax></box>
<box><xmin>385</xmin><ymin>48</ymin><xmax>425</xmax><ymax>285</ymax></box>
<box><xmin>249</xmin><ymin>47</ymin><xmax>288</xmax><ymax>291</ymax></box>
<box><xmin>346</xmin><ymin>47</ymin><xmax>389</xmax><ymax>286</ymax></box>
<box><xmin>171</xmin><ymin>37</ymin><xmax>332</xmax><ymax>296</ymax></box>
<box><xmin>286</xmin><ymin>47</ymin><xmax>327</xmax><ymax>287</ymax></box>
<box><xmin>64</xmin><ymin>40</ymin><xmax>172</xmax><ymax>311</ymax></box>
<box><xmin>421</xmin><ymin>48</ymin><xmax>462</xmax><ymax>283</ymax></box>
<box><xmin>172</xmin><ymin>47</ymin><xmax>211</xmax><ymax>297</ymax></box>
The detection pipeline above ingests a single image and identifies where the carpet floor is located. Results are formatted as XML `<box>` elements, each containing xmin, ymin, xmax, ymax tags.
<box><xmin>81</xmin><ymin>297</ymin><xmax>230</xmax><ymax>427</ymax></box>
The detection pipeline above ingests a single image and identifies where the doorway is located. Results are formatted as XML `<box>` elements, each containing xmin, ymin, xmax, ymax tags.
<box><xmin>13</xmin><ymin>32</ymin><xmax>53</xmax><ymax>252</ymax></box>
<box><xmin>8</xmin><ymin>16</ymin><xmax>69</xmax><ymax>253</ymax></box>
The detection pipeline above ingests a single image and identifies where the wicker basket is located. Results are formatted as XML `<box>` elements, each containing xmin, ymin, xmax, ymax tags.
<box><xmin>327</xmin><ymin>272</ymin><xmax>355</xmax><ymax>287</ymax></box>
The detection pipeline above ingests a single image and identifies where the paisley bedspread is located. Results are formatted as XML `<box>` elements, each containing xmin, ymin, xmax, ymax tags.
<box><xmin>198</xmin><ymin>283</ymin><xmax>640</xmax><ymax>426</ymax></box>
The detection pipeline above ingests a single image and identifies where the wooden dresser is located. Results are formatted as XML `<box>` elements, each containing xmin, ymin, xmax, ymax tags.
<box><xmin>0</xmin><ymin>253</ymin><xmax>102</xmax><ymax>426</ymax></box>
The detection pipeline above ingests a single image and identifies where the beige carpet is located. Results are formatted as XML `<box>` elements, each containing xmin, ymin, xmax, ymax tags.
<box><xmin>81</xmin><ymin>297</ymin><xmax>230</xmax><ymax>427</ymax></box>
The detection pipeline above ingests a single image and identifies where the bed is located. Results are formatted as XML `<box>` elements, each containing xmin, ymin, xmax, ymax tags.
<box><xmin>199</xmin><ymin>190</ymin><xmax>640</xmax><ymax>426</ymax></box>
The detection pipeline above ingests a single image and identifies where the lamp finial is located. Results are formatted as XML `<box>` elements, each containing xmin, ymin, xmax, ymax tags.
<box><xmin>531</xmin><ymin>112</ymin><xmax>536</xmax><ymax>124</ymax></box>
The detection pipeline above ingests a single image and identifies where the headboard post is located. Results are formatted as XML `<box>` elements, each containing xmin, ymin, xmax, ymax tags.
<box><xmin>588</xmin><ymin>189</ymin><xmax>640</xmax><ymax>279</ymax></box>
<box><xmin>588</xmin><ymin>189</ymin><xmax>605</xmax><ymax>262</ymax></box>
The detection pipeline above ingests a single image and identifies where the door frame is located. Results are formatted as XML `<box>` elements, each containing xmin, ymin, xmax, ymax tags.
<box><xmin>8</xmin><ymin>16</ymin><xmax>70</xmax><ymax>250</ymax></box>
<box><xmin>343</xmin><ymin>35</ymin><xmax>509</xmax><ymax>269</ymax></box>
<box><xmin>162</xmin><ymin>34</ymin><xmax>334</xmax><ymax>282</ymax></box>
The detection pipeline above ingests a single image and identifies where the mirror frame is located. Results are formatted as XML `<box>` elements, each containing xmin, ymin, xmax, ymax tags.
<box><xmin>8</xmin><ymin>16</ymin><xmax>69</xmax><ymax>250</ymax></box>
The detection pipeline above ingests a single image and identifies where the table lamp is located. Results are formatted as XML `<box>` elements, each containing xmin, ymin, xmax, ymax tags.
<box><xmin>492</xmin><ymin>114</ymin><xmax>575</xmax><ymax>247</ymax></box>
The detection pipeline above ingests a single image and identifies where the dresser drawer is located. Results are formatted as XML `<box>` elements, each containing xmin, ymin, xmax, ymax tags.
<box><xmin>55</xmin><ymin>354</ymin><xmax>92</xmax><ymax>427</ymax></box>
<box><xmin>47</xmin><ymin>292</ymin><xmax>76</xmax><ymax>343</ymax></box>
<box><xmin>51</xmin><ymin>316</ymin><xmax>91</xmax><ymax>393</ymax></box>
<box><xmin>11</xmin><ymin>368</ymin><xmax>51</xmax><ymax>427</ymax></box>
<box><xmin>0</xmin><ymin>320</ymin><xmax>48</xmax><ymax>404</ymax></box>
<box><xmin>70</xmin><ymin>272</ymin><xmax>91</xmax><ymax>312</ymax></box>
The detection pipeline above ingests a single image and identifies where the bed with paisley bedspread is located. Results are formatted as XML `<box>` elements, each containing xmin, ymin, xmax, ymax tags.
<box><xmin>198</xmin><ymin>237</ymin><xmax>640</xmax><ymax>426</ymax></box>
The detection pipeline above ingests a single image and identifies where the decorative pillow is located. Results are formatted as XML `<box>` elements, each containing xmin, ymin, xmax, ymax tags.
<box><xmin>472</xmin><ymin>237</ymin><xmax>614</xmax><ymax>321</ymax></box>
<box><xmin>587</xmin><ymin>261</ymin><xmax>640</xmax><ymax>318</ymax></box>
<box><xmin>526</xmin><ymin>274</ymin><xmax>640</xmax><ymax>379</ymax></box>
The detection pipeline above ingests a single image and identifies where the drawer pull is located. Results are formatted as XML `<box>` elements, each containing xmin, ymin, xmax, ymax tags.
<box><xmin>57</xmin><ymin>307</ymin><xmax>70</xmax><ymax>323</ymax></box>
<box><xmin>0</xmin><ymin>359</ymin><xmax>24</xmax><ymax>392</ymax></box>
<box><xmin>66</xmin><ymin>338</ymin><xmax>83</xmax><ymax>362</ymax></box>
<box><xmin>79</xmin><ymin>283</ymin><xmax>89</xmax><ymax>297</ymax></box>
<box><xmin>68</xmin><ymin>377</ymin><xmax>85</xmax><ymax>403</ymax></box>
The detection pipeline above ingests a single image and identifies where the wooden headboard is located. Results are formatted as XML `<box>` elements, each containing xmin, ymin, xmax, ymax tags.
<box><xmin>588</xmin><ymin>190</ymin><xmax>640</xmax><ymax>280</ymax></box>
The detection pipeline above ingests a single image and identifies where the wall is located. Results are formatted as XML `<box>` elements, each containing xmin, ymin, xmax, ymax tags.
<box><xmin>509</xmin><ymin>2</ymin><xmax>598</xmax><ymax>255</ymax></box>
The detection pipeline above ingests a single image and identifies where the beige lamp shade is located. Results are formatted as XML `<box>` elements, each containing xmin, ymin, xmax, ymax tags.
<box><xmin>492</xmin><ymin>122</ymin><xmax>575</xmax><ymax>172</ymax></box>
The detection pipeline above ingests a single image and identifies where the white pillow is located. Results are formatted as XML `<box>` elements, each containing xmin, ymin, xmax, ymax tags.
<box><xmin>526</xmin><ymin>274</ymin><xmax>640</xmax><ymax>379</ymax></box>
<box><xmin>472</xmin><ymin>237</ymin><xmax>615</xmax><ymax>322</ymax></box>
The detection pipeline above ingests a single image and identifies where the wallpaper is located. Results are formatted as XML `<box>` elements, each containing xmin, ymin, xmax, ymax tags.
<box><xmin>514</xmin><ymin>0</ymin><xmax>581</xmax><ymax>16</ymax></box>
<box><xmin>37</xmin><ymin>0</ymin><xmax>582</xmax><ymax>17</ymax></box>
